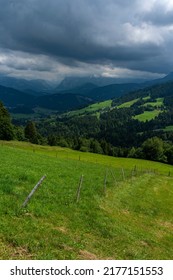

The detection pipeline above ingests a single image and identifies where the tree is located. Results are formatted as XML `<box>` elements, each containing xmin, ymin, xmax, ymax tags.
<box><xmin>90</xmin><ymin>139</ymin><xmax>103</xmax><ymax>154</ymax></box>
<box><xmin>24</xmin><ymin>121</ymin><xmax>38</xmax><ymax>144</ymax></box>
<box><xmin>0</xmin><ymin>101</ymin><xmax>14</xmax><ymax>140</ymax></box>
<box><xmin>142</xmin><ymin>137</ymin><xmax>166</xmax><ymax>162</ymax></box>
<box><xmin>127</xmin><ymin>147</ymin><xmax>136</xmax><ymax>158</ymax></box>
<box><xmin>164</xmin><ymin>142</ymin><xmax>173</xmax><ymax>165</ymax></box>
<box><xmin>47</xmin><ymin>135</ymin><xmax>58</xmax><ymax>146</ymax></box>
<box><xmin>13</xmin><ymin>126</ymin><xmax>25</xmax><ymax>141</ymax></box>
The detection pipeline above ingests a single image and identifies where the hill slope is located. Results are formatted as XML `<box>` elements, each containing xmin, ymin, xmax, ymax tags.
<box><xmin>35</xmin><ymin>93</ymin><xmax>92</xmax><ymax>111</ymax></box>
<box><xmin>0</xmin><ymin>141</ymin><xmax>173</xmax><ymax>260</ymax></box>
<box><xmin>0</xmin><ymin>85</ymin><xmax>34</xmax><ymax>107</ymax></box>
<box><xmin>0</xmin><ymin>84</ymin><xmax>93</xmax><ymax>112</ymax></box>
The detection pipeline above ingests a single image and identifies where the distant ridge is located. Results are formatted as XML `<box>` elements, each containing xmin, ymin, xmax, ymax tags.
<box><xmin>0</xmin><ymin>84</ymin><xmax>92</xmax><ymax>112</ymax></box>
<box><xmin>1</xmin><ymin>72</ymin><xmax>173</xmax><ymax>112</ymax></box>
<box><xmin>0</xmin><ymin>75</ymin><xmax>55</xmax><ymax>95</ymax></box>
<box><xmin>0</xmin><ymin>85</ymin><xmax>34</xmax><ymax>107</ymax></box>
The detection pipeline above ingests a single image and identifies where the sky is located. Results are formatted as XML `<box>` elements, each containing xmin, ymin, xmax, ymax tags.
<box><xmin>0</xmin><ymin>0</ymin><xmax>173</xmax><ymax>82</ymax></box>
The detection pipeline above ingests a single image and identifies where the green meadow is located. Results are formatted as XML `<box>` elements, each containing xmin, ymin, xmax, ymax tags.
<box><xmin>163</xmin><ymin>125</ymin><xmax>173</xmax><ymax>132</ymax></box>
<box><xmin>142</xmin><ymin>98</ymin><xmax>164</xmax><ymax>108</ymax></box>
<box><xmin>133</xmin><ymin>110</ymin><xmax>162</xmax><ymax>122</ymax></box>
<box><xmin>65</xmin><ymin>100</ymin><xmax>112</xmax><ymax>118</ymax></box>
<box><xmin>0</xmin><ymin>141</ymin><xmax>173</xmax><ymax>260</ymax></box>
<box><xmin>117</xmin><ymin>98</ymin><xmax>139</xmax><ymax>109</ymax></box>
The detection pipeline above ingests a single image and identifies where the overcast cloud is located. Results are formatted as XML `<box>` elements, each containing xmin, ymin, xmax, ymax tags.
<box><xmin>0</xmin><ymin>0</ymin><xmax>173</xmax><ymax>81</ymax></box>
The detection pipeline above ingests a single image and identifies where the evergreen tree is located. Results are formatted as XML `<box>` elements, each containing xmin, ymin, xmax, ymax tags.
<box><xmin>24</xmin><ymin>121</ymin><xmax>38</xmax><ymax>144</ymax></box>
<box><xmin>0</xmin><ymin>101</ymin><xmax>14</xmax><ymax>140</ymax></box>
<box><xmin>90</xmin><ymin>139</ymin><xmax>103</xmax><ymax>154</ymax></box>
<box><xmin>142</xmin><ymin>137</ymin><xmax>166</xmax><ymax>162</ymax></box>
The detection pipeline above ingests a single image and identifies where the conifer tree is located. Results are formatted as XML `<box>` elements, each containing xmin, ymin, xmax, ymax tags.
<box><xmin>0</xmin><ymin>101</ymin><xmax>14</xmax><ymax>140</ymax></box>
<box><xmin>24</xmin><ymin>121</ymin><xmax>38</xmax><ymax>144</ymax></box>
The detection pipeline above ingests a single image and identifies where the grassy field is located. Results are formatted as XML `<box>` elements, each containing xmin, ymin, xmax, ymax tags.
<box><xmin>133</xmin><ymin>110</ymin><xmax>162</xmax><ymax>122</ymax></box>
<box><xmin>0</xmin><ymin>141</ymin><xmax>173</xmax><ymax>260</ymax></box>
<box><xmin>142</xmin><ymin>98</ymin><xmax>164</xmax><ymax>108</ymax></box>
<box><xmin>163</xmin><ymin>125</ymin><xmax>173</xmax><ymax>132</ymax></box>
<box><xmin>143</xmin><ymin>96</ymin><xmax>150</xmax><ymax>101</ymax></box>
<box><xmin>65</xmin><ymin>100</ymin><xmax>112</xmax><ymax>118</ymax></box>
<box><xmin>117</xmin><ymin>98</ymin><xmax>139</xmax><ymax>109</ymax></box>
<box><xmin>116</xmin><ymin>96</ymin><xmax>163</xmax><ymax>122</ymax></box>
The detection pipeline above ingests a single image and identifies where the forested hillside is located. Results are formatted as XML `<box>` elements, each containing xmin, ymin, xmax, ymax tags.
<box><xmin>1</xmin><ymin>80</ymin><xmax>173</xmax><ymax>165</ymax></box>
<box><xmin>34</xmin><ymin>81</ymin><xmax>173</xmax><ymax>164</ymax></box>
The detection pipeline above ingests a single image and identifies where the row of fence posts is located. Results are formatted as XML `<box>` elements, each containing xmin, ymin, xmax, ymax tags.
<box><xmin>21</xmin><ymin>165</ymin><xmax>171</xmax><ymax>207</ymax></box>
<box><xmin>30</xmin><ymin>149</ymin><xmax>171</xmax><ymax>178</ymax></box>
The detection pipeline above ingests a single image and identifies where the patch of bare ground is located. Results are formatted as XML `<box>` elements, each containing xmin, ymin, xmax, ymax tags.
<box><xmin>24</xmin><ymin>212</ymin><xmax>35</xmax><ymax>218</ymax></box>
<box><xmin>61</xmin><ymin>244</ymin><xmax>73</xmax><ymax>251</ymax></box>
<box><xmin>159</xmin><ymin>221</ymin><xmax>173</xmax><ymax>230</ymax></box>
<box><xmin>11</xmin><ymin>246</ymin><xmax>34</xmax><ymax>259</ymax></box>
<box><xmin>78</xmin><ymin>250</ymin><xmax>98</xmax><ymax>260</ymax></box>
<box><xmin>0</xmin><ymin>240</ymin><xmax>34</xmax><ymax>260</ymax></box>
<box><xmin>78</xmin><ymin>250</ymin><xmax>115</xmax><ymax>260</ymax></box>
<box><xmin>140</xmin><ymin>240</ymin><xmax>150</xmax><ymax>247</ymax></box>
<box><xmin>121</xmin><ymin>209</ymin><xmax>130</xmax><ymax>215</ymax></box>
<box><xmin>52</xmin><ymin>226</ymin><xmax>68</xmax><ymax>234</ymax></box>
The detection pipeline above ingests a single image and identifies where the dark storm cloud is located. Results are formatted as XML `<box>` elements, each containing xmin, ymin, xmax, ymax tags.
<box><xmin>0</xmin><ymin>0</ymin><xmax>134</xmax><ymax>60</ymax></box>
<box><xmin>0</xmin><ymin>0</ymin><xmax>173</xmax><ymax>79</ymax></box>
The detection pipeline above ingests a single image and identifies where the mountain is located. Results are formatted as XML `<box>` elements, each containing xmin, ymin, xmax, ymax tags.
<box><xmin>114</xmin><ymin>80</ymin><xmax>173</xmax><ymax>105</ymax></box>
<box><xmin>0</xmin><ymin>85</ymin><xmax>34</xmax><ymax>107</ymax></box>
<box><xmin>56</xmin><ymin>81</ymin><xmax>148</xmax><ymax>101</ymax></box>
<box><xmin>86</xmin><ymin>83</ymin><xmax>144</xmax><ymax>101</ymax></box>
<box><xmin>35</xmin><ymin>93</ymin><xmax>92</xmax><ymax>111</ymax></box>
<box><xmin>2</xmin><ymin>71</ymin><xmax>173</xmax><ymax>113</ymax></box>
<box><xmin>55</xmin><ymin>73</ymin><xmax>173</xmax><ymax>101</ymax></box>
<box><xmin>142</xmin><ymin>72</ymin><xmax>173</xmax><ymax>87</ymax></box>
<box><xmin>0</xmin><ymin>76</ymin><xmax>55</xmax><ymax>95</ymax></box>
<box><xmin>0</xmin><ymin>83</ymin><xmax>93</xmax><ymax>112</ymax></box>
<box><xmin>57</xmin><ymin>82</ymin><xmax>98</xmax><ymax>95</ymax></box>
<box><xmin>0</xmin><ymin>71</ymin><xmax>172</xmax><ymax>97</ymax></box>
<box><xmin>160</xmin><ymin>71</ymin><xmax>173</xmax><ymax>82</ymax></box>
<box><xmin>56</xmin><ymin>76</ymin><xmax>149</xmax><ymax>91</ymax></box>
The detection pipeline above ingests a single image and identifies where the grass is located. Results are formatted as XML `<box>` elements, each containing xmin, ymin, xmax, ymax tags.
<box><xmin>65</xmin><ymin>100</ymin><xmax>112</xmax><ymax>118</ymax></box>
<box><xmin>117</xmin><ymin>98</ymin><xmax>139</xmax><ymax>109</ymax></box>
<box><xmin>142</xmin><ymin>98</ymin><xmax>164</xmax><ymax>108</ymax></box>
<box><xmin>163</xmin><ymin>125</ymin><xmax>173</xmax><ymax>132</ymax></box>
<box><xmin>1</xmin><ymin>141</ymin><xmax>173</xmax><ymax>174</ymax></box>
<box><xmin>133</xmin><ymin>110</ymin><xmax>162</xmax><ymax>122</ymax></box>
<box><xmin>117</xmin><ymin>96</ymin><xmax>163</xmax><ymax>122</ymax></box>
<box><xmin>143</xmin><ymin>96</ymin><xmax>150</xmax><ymax>101</ymax></box>
<box><xmin>0</xmin><ymin>141</ymin><xmax>173</xmax><ymax>260</ymax></box>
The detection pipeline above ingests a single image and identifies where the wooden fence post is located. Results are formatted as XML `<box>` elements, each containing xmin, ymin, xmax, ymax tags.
<box><xmin>76</xmin><ymin>175</ymin><xmax>84</xmax><ymax>203</ymax></box>
<box><xmin>133</xmin><ymin>165</ymin><xmax>137</xmax><ymax>176</ymax></box>
<box><xmin>110</xmin><ymin>169</ymin><xmax>117</xmax><ymax>186</ymax></box>
<box><xmin>104</xmin><ymin>169</ymin><xmax>108</xmax><ymax>194</ymax></box>
<box><xmin>121</xmin><ymin>168</ymin><xmax>125</xmax><ymax>181</ymax></box>
<box><xmin>22</xmin><ymin>175</ymin><xmax>46</xmax><ymax>208</ymax></box>
<box><xmin>131</xmin><ymin>168</ymin><xmax>134</xmax><ymax>178</ymax></box>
